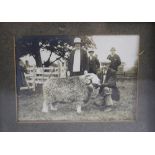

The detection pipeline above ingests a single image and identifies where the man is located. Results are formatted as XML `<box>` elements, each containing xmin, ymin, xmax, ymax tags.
<box><xmin>97</xmin><ymin>60</ymin><xmax>120</xmax><ymax>111</ymax></box>
<box><xmin>107</xmin><ymin>47</ymin><xmax>121</xmax><ymax>71</ymax></box>
<box><xmin>67</xmin><ymin>37</ymin><xmax>88</xmax><ymax>76</ymax></box>
<box><xmin>88</xmin><ymin>50</ymin><xmax>100</xmax><ymax>74</ymax></box>
<box><xmin>16</xmin><ymin>59</ymin><xmax>27</xmax><ymax>93</ymax></box>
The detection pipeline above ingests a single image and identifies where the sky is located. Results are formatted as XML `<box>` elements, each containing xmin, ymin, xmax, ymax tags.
<box><xmin>20</xmin><ymin>35</ymin><xmax>139</xmax><ymax>71</ymax></box>
<box><xmin>92</xmin><ymin>35</ymin><xmax>139</xmax><ymax>70</ymax></box>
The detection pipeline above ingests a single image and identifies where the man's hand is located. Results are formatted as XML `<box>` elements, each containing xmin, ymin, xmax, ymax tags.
<box><xmin>84</xmin><ymin>70</ymin><xmax>88</xmax><ymax>75</ymax></box>
<box><xmin>101</xmin><ymin>83</ymin><xmax>108</xmax><ymax>87</ymax></box>
<box><xmin>92</xmin><ymin>83</ymin><xmax>100</xmax><ymax>89</ymax></box>
<box><xmin>67</xmin><ymin>71</ymin><xmax>70</xmax><ymax>77</ymax></box>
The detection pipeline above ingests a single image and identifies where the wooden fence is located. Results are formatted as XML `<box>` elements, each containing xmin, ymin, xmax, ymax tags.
<box><xmin>20</xmin><ymin>67</ymin><xmax>137</xmax><ymax>91</ymax></box>
<box><xmin>117</xmin><ymin>72</ymin><xmax>137</xmax><ymax>79</ymax></box>
<box><xmin>20</xmin><ymin>66</ymin><xmax>60</xmax><ymax>91</ymax></box>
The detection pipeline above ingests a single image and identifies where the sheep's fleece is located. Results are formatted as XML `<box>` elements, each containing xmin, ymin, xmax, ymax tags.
<box><xmin>42</xmin><ymin>73</ymin><xmax>100</xmax><ymax>113</ymax></box>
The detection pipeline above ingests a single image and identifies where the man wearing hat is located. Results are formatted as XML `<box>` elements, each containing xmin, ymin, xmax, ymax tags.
<box><xmin>67</xmin><ymin>37</ymin><xmax>89</xmax><ymax>76</ymax></box>
<box><xmin>96</xmin><ymin>60</ymin><xmax>120</xmax><ymax>111</ymax></box>
<box><xmin>107</xmin><ymin>47</ymin><xmax>121</xmax><ymax>71</ymax></box>
<box><xmin>88</xmin><ymin>50</ymin><xmax>100</xmax><ymax>74</ymax></box>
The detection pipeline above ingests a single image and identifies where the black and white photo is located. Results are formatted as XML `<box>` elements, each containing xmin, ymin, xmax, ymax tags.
<box><xmin>16</xmin><ymin>35</ymin><xmax>139</xmax><ymax>121</ymax></box>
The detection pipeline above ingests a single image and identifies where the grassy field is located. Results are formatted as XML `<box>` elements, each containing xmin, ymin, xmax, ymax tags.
<box><xmin>18</xmin><ymin>79</ymin><xmax>137</xmax><ymax>122</ymax></box>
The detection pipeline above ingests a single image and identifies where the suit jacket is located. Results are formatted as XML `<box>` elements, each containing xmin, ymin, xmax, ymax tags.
<box><xmin>88</xmin><ymin>56</ymin><xmax>100</xmax><ymax>74</ymax></box>
<box><xmin>107</xmin><ymin>54</ymin><xmax>121</xmax><ymax>71</ymax></box>
<box><xmin>98</xmin><ymin>68</ymin><xmax>120</xmax><ymax>101</ymax></box>
<box><xmin>68</xmin><ymin>48</ymin><xmax>89</xmax><ymax>76</ymax></box>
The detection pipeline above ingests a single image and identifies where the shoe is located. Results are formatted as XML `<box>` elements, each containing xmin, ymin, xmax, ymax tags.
<box><xmin>104</xmin><ymin>107</ymin><xmax>112</xmax><ymax>112</ymax></box>
<box><xmin>93</xmin><ymin>102</ymin><xmax>101</xmax><ymax>107</ymax></box>
<box><xmin>93</xmin><ymin>102</ymin><xmax>105</xmax><ymax>107</ymax></box>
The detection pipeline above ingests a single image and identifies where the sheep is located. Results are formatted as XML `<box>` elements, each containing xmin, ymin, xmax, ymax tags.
<box><xmin>42</xmin><ymin>73</ymin><xmax>100</xmax><ymax>113</ymax></box>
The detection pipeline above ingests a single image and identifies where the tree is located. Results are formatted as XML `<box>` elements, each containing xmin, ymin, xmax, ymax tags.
<box><xmin>16</xmin><ymin>37</ymin><xmax>42</xmax><ymax>67</ymax></box>
<box><xmin>16</xmin><ymin>36</ymin><xmax>96</xmax><ymax>67</ymax></box>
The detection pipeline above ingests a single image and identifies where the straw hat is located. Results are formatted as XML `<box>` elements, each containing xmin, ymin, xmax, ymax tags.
<box><xmin>74</xmin><ymin>37</ymin><xmax>81</xmax><ymax>44</ymax></box>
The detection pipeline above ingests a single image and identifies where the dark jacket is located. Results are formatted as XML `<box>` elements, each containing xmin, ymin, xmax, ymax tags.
<box><xmin>107</xmin><ymin>54</ymin><xmax>121</xmax><ymax>71</ymax></box>
<box><xmin>16</xmin><ymin>63</ymin><xmax>27</xmax><ymax>93</ymax></box>
<box><xmin>88</xmin><ymin>56</ymin><xmax>100</xmax><ymax>74</ymax></box>
<box><xmin>98</xmin><ymin>68</ymin><xmax>120</xmax><ymax>101</ymax></box>
<box><xmin>68</xmin><ymin>48</ymin><xmax>89</xmax><ymax>76</ymax></box>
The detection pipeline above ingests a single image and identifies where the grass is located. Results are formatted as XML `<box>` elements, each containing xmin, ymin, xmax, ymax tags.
<box><xmin>18</xmin><ymin>79</ymin><xmax>137</xmax><ymax>122</ymax></box>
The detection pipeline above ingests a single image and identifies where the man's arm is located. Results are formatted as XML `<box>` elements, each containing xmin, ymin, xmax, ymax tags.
<box><xmin>67</xmin><ymin>58</ymin><xmax>71</xmax><ymax>71</ymax></box>
<box><xmin>66</xmin><ymin>52</ymin><xmax>73</xmax><ymax>76</ymax></box>
<box><xmin>103</xmin><ymin>76</ymin><xmax>116</xmax><ymax>88</ymax></box>
<box><xmin>95</xmin><ymin>58</ymin><xmax>100</xmax><ymax>69</ymax></box>
<box><xmin>107</xmin><ymin>55</ymin><xmax>111</xmax><ymax>60</ymax></box>
<box><xmin>115</xmin><ymin>54</ymin><xmax>121</xmax><ymax>66</ymax></box>
<box><xmin>102</xmin><ymin>70</ymin><xmax>117</xmax><ymax>88</ymax></box>
<box><xmin>84</xmin><ymin>50</ymin><xmax>89</xmax><ymax>72</ymax></box>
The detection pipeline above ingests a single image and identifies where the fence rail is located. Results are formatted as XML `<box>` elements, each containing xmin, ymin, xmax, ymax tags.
<box><xmin>20</xmin><ymin>67</ymin><xmax>137</xmax><ymax>91</ymax></box>
<box><xmin>117</xmin><ymin>72</ymin><xmax>137</xmax><ymax>79</ymax></box>
<box><xmin>21</xmin><ymin>66</ymin><xmax>60</xmax><ymax>91</ymax></box>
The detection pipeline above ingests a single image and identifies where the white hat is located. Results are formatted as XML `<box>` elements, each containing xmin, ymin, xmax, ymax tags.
<box><xmin>74</xmin><ymin>37</ymin><xmax>81</xmax><ymax>43</ymax></box>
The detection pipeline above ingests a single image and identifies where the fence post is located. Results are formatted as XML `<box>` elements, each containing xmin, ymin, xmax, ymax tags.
<box><xmin>42</xmin><ymin>65</ymin><xmax>44</xmax><ymax>84</ymax></box>
<box><xmin>58</xmin><ymin>62</ymin><xmax>60</xmax><ymax>77</ymax></box>
<box><xmin>32</xmin><ymin>66</ymin><xmax>36</xmax><ymax>91</ymax></box>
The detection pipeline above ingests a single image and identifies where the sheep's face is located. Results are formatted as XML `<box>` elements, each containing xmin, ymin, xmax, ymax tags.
<box><xmin>79</xmin><ymin>74</ymin><xmax>100</xmax><ymax>99</ymax></box>
<box><xmin>79</xmin><ymin>73</ymin><xmax>101</xmax><ymax>87</ymax></box>
<box><xmin>79</xmin><ymin>75</ymin><xmax>91</xmax><ymax>85</ymax></box>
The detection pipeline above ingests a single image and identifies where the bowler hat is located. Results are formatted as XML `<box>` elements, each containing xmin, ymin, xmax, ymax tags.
<box><xmin>88</xmin><ymin>50</ymin><xmax>94</xmax><ymax>53</ymax></box>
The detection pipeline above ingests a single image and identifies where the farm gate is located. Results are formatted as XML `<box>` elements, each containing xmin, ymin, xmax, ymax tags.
<box><xmin>20</xmin><ymin>66</ymin><xmax>66</xmax><ymax>91</ymax></box>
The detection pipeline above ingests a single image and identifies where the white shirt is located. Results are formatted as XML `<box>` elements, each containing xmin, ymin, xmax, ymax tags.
<box><xmin>89</xmin><ymin>55</ymin><xmax>93</xmax><ymax>60</ymax></box>
<box><xmin>102</xmin><ymin>69</ymin><xmax>107</xmax><ymax>84</ymax></box>
<box><xmin>73</xmin><ymin>49</ymin><xmax>81</xmax><ymax>72</ymax></box>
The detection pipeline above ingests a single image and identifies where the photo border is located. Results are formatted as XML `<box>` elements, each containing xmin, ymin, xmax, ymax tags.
<box><xmin>0</xmin><ymin>22</ymin><xmax>154</xmax><ymax>131</ymax></box>
<box><xmin>15</xmin><ymin>35</ymin><xmax>139</xmax><ymax>123</ymax></box>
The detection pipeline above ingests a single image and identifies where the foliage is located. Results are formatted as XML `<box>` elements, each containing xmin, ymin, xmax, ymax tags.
<box><xmin>16</xmin><ymin>36</ymin><xmax>96</xmax><ymax>67</ymax></box>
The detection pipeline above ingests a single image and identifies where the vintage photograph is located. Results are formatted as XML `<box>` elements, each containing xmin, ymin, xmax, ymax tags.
<box><xmin>16</xmin><ymin>35</ymin><xmax>139</xmax><ymax>122</ymax></box>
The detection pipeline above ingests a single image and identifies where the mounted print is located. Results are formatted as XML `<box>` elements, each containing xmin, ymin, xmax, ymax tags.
<box><xmin>15</xmin><ymin>35</ymin><xmax>139</xmax><ymax>122</ymax></box>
